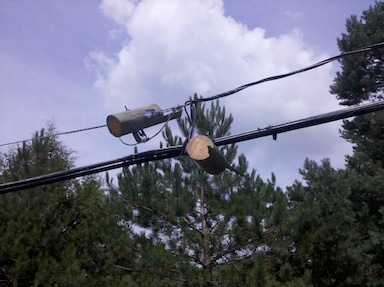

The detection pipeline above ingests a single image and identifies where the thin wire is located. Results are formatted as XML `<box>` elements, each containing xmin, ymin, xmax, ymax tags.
<box><xmin>0</xmin><ymin>125</ymin><xmax>107</xmax><ymax>148</ymax></box>
<box><xmin>2</xmin><ymin>42</ymin><xmax>383</xmax><ymax>149</ymax></box>
<box><xmin>189</xmin><ymin>42</ymin><xmax>384</xmax><ymax>104</ymax></box>
<box><xmin>0</xmin><ymin>106</ymin><xmax>184</xmax><ymax>149</ymax></box>
<box><xmin>2</xmin><ymin>100</ymin><xmax>384</xmax><ymax>194</ymax></box>
<box><xmin>119</xmin><ymin>137</ymin><xmax>140</xmax><ymax>146</ymax></box>
<box><xmin>182</xmin><ymin>100</ymin><xmax>197</xmax><ymax>140</ymax></box>
<box><xmin>188</xmin><ymin>103</ymin><xmax>196</xmax><ymax>139</ymax></box>
<box><xmin>183</xmin><ymin>102</ymin><xmax>192</xmax><ymax>127</ymax></box>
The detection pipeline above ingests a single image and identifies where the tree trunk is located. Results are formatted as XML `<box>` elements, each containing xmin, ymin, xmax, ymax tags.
<box><xmin>200</xmin><ymin>185</ymin><xmax>213</xmax><ymax>285</ymax></box>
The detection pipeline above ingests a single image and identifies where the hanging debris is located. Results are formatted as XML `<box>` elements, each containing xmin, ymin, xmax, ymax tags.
<box><xmin>186</xmin><ymin>135</ymin><xmax>229</xmax><ymax>175</ymax></box>
<box><xmin>107</xmin><ymin>104</ymin><xmax>182</xmax><ymax>137</ymax></box>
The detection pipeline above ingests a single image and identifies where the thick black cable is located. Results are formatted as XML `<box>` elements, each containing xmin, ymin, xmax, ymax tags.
<box><xmin>1</xmin><ymin>100</ymin><xmax>384</xmax><ymax>194</ymax></box>
<box><xmin>189</xmin><ymin>42</ymin><xmax>384</xmax><ymax>104</ymax></box>
<box><xmin>2</xmin><ymin>43</ymin><xmax>384</xmax><ymax>192</ymax></box>
<box><xmin>0</xmin><ymin>146</ymin><xmax>183</xmax><ymax>194</ymax></box>
<box><xmin>215</xmin><ymin>100</ymin><xmax>384</xmax><ymax>146</ymax></box>
<box><xmin>2</xmin><ymin>42</ymin><xmax>382</xmax><ymax>149</ymax></box>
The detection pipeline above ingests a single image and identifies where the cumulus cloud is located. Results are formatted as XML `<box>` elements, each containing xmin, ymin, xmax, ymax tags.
<box><xmin>99</xmin><ymin>0</ymin><xmax>137</xmax><ymax>25</ymax></box>
<box><xmin>91</xmin><ymin>0</ymin><xmax>351</xmax><ymax>186</ymax></box>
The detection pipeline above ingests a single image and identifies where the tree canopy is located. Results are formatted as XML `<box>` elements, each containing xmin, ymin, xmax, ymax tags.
<box><xmin>1</xmin><ymin>2</ymin><xmax>384</xmax><ymax>286</ymax></box>
<box><xmin>107</xmin><ymin>97</ymin><xmax>290</xmax><ymax>286</ymax></box>
<box><xmin>330</xmin><ymin>1</ymin><xmax>384</xmax><ymax>105</ymax></box>
<box><xmin>0</xmin><ymin>124</ymin><xmax>137</xmax><ymax>286</ymax></box>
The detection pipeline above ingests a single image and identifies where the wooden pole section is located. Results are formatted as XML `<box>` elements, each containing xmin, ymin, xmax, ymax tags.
<box><xmin>107</xmin><ymin>104</ymin><xmax>182</xmax><ymax>137</ymax></box>
<box><xmin>185</xmin><ymin>135</ymin><xmax>229</xmax><ymax>175</ymax></box>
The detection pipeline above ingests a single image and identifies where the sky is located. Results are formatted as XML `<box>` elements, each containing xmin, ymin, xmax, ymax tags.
<box><xmin>0</xmin><ymin>0</ymin><xmax>378</xmax><ymax>188</ymax></box>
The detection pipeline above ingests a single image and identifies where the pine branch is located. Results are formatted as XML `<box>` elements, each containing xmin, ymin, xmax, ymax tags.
<box><xmin>183</xmin><ymin>216</ymin><xmax>204</xmax><ymax>236</ymax></box>
<box><xmin>114</xmin><ymin>264</ymin><xmax>139</xmax><ymax>272</ymax></box>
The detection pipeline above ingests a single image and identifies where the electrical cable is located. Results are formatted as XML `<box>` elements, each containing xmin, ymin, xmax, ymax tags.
<box><xmin>186</xmin><ymin>41</ymin><xmax>384</xmax><ymax>105</ymax></box>
<box><xmin>1</xmin><ymin>42</ymin><xmax>384</xmax><ymax>193</ymax></box>
<box><xmin>214</xmin><ymin>100</ymin><xmax>384</xmax><ymax>146</ymax></box>
<box><xmin>0</xmin><ymin>145</ymin><xmax>183</xmax><ymax>194</ymax></box>
<box><xmin>0</xmin><ymin>125</ymin><xmax>107</xmax><ymax>147</ymax></box>
<box><xmin>2</xmin><ymin>100</ymin><xmax>384</xmax><ymax>194</ymax></box>
<box><xmin>2</xmin><ymin>42</ymin><xmax>383</xmax><ymax>149</ymax></box>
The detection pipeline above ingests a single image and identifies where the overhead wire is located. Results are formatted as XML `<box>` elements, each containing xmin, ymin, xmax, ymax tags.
<box><xmin>2</xmin><ymin>42</ymin><xmax>383</xmax><ymax>149</ymax></box>
<box><xmin>1</xmin><ymin>100</ymin><xmax>384</xmax><ymax>194</ymax></box>
<box><xmin>1</xmin><ymin>42</ymin><xmax>384</xmax><ymax>194</ymax></box>
<box><xmin>0</xmin><ymin>125</ymin><xmax>107</xmax><ymax>147</ymax></box>
<box><xmin>186</xmin><ymin>41</ymin><xmax>384</xmax><ymax>104</ymax></box>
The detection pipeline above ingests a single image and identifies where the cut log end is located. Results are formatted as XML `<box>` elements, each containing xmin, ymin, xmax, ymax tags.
<box><xmin>106</xmin><ymin>115</ymin><xmax>123</xmax><ymax>137</ymax></box>
<box><xmin>186</xmin><ymin>135</ymin><xmax>229</xmax><ymax>175</ymax></box>
<box><xmin>186</xmin><ymin>135</ymin><xmax>214</xmax><ymax>160</ymax></box>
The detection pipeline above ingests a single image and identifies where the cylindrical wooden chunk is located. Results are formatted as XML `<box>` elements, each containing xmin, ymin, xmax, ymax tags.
<box><xmin>186</xmin><ymin>135</ymin><xmax>228</xmax><ymax>175</ymax></box>
<box><xmin>107</xmin><ymin>104</ymin><xmax>182</xmax><ymax>137</ymax></box>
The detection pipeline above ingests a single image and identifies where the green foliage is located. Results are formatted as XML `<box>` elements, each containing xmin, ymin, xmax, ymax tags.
<box><xmin>108</xmin><ymin>95</ymin><xmax>286</xmax><ymax>286</ymax></box>
<box><xmin>330</xmin><ymin>1</ymin><xmax>384</xmax><ymax>105</ymax></box>
<box><xmin>0</xmin><ymin>124</ymin><xmax>137</xmax><ymax>286</ymax></box>
<box><xmin>329</xmin><ymin>0</ymin><xmax>384</xmax><ymax>183</ymax></box>
<box><xmin>328</xmin><ymin>3</ymin><xmax>384</xmax><ymax>284</ymax></box>
<box><xmin>285</xmin><ymin>159</ymin><xmax>359</xmax><ymax>286</ymax></box>
<box><xmin>281</xmin><ymin>157</ymin><xmax>384</xmax><ymax>286</ymax></box>
<box><xmin>343</xmin><ymin>111</ymin><xmax>384</xmax><ymax>171</ymax></box>
<box><xmin>4</xmin><ymin>5</ymin><xmax>383</xmax><ymax>283</ymax></box>
<box><xmin>275</xmin><ymin>3</ymin><xmax>384</xmax><ymax>286</ymax></box>
<box><xmin>330</xmin><ymin>1</ymin><xmax>384</xmax><ymax>169</ymax></box>
<box><xmin>1</xmin><ymin>124</ymin><xmax>75</xmax><ymax>183</ymax></box>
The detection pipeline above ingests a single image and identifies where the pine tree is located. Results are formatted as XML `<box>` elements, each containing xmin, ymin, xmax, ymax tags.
<box><xmin>284</xmin><ymin>159</ymin><xmax>360</xmax><ymax>286</ymax></box>
<box><xmin>0</xmin><ymin>124</ymin><xmax>137</xmax><ymax>286</ymax></box>
<box><xmin>330</xmin><ymin>1</ymin><xmax>384</xmax><ymax>171</ymax></box>
<box><xmin>264</xmin><ymin>5</ymin><xmax>384</xmax><ymax>284</ymax></box>
<box><xmin>329</xmin><ymin>2</ymin><xmax>384</xmax><ymax>284</ymax></box>
<box><xmin>108</xmin><ymin>96</ymin><xmax>286</xmax><ymax>286</ymax></box>
<box><xmin>330</xmin><ymin>2</ymin><xmax>384</xmax><ymax>105</ymax></box>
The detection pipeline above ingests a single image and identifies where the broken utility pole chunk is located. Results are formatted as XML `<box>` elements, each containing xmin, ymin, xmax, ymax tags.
<box><xmin>186</xmin><ymin>135</ymin><xmax>229</xmax><ymax>175</ymax></box>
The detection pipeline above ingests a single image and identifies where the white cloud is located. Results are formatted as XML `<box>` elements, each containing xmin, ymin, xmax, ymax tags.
<box><xmin>285</xmin><ymin>10</ymin><xmax>303</xmax><ymax>21</ymax></box>
<box><xmin>91</xmin><ymin>0</ymin><xmax>351</xmax><ymax>187</ymax></box>
<box><xmin>99</xmin><ymin>0</ymin><xmax>137</xmax><ymax>26</ymax></box>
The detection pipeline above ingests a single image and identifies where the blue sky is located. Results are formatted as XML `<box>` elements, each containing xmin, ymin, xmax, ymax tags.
<box><xmin>0</xmin><ymin>0</ymin><xmax>378</xmax><ymax>187</ymax></box>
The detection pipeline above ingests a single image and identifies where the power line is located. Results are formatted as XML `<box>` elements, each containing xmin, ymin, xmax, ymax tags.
<box><xmin>214</xmin><ymin>100</ymin><xmax>384</xmax><ymax>146</ymax></box>
<box><xmin>0</xmin><ymin>145</ymin><xmax>183</xmax><ymax>194</ymax></box>
<box><xmin>1</xmin><ymin>100</ymin><xmax>384</xmax><ymax>194</ymax></box>
<box><xmin>1</xmin><ymin>42</ymin><xmax>383</xmax><ymax>193</ymax></box>
<box><xmin>0</xmin><ymin>125</ymin><xmax>107</xmax><ymax>148</ymax></box>
<box><xmin>2</xmin><ymin>42</ymin><xmax>383</xmax><ymax>148</ymax></box>
<box><xmin>187</xmin><ymin>42</ymin><xmax>384</xmax><ymax>104</ymax></box>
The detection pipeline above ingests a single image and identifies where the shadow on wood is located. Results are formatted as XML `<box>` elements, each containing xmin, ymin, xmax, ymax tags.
<box><xmin>107</xmin><ymin>104</ymin><xmax>182</xmax><ymax>137</ymax></box>
<box><xmin>186</xmin><ymin>135</ymin><xmax>229</xmax><ymax>175</ymax></box>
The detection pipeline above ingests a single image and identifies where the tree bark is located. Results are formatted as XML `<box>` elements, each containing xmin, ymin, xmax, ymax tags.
<box><xmin>200</xmin><ymin>185</ymin><xmax>213</xmax><ymax>285</ymax></box>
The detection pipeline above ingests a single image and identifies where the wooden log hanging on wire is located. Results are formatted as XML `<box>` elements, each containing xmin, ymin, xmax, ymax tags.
<box><xmin>185</xmin><ymin>135</ymin><xmax>229</xmax><ymax>175</ymax></box>
<box><xmin>107</xmin><ymin>104</ymin><xmax>182</xmax><ymax>137</ymax></box>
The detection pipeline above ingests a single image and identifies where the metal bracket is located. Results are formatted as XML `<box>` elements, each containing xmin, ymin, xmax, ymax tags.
<box><xmin>124</xmin><ymin>106</ymin><xmax>148</xmax><ymax>143</ymax></box>
<box><xmin>133</xmin><ymin>129</ymin><xmax>148</xmax><ymax>143</ymax></box>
